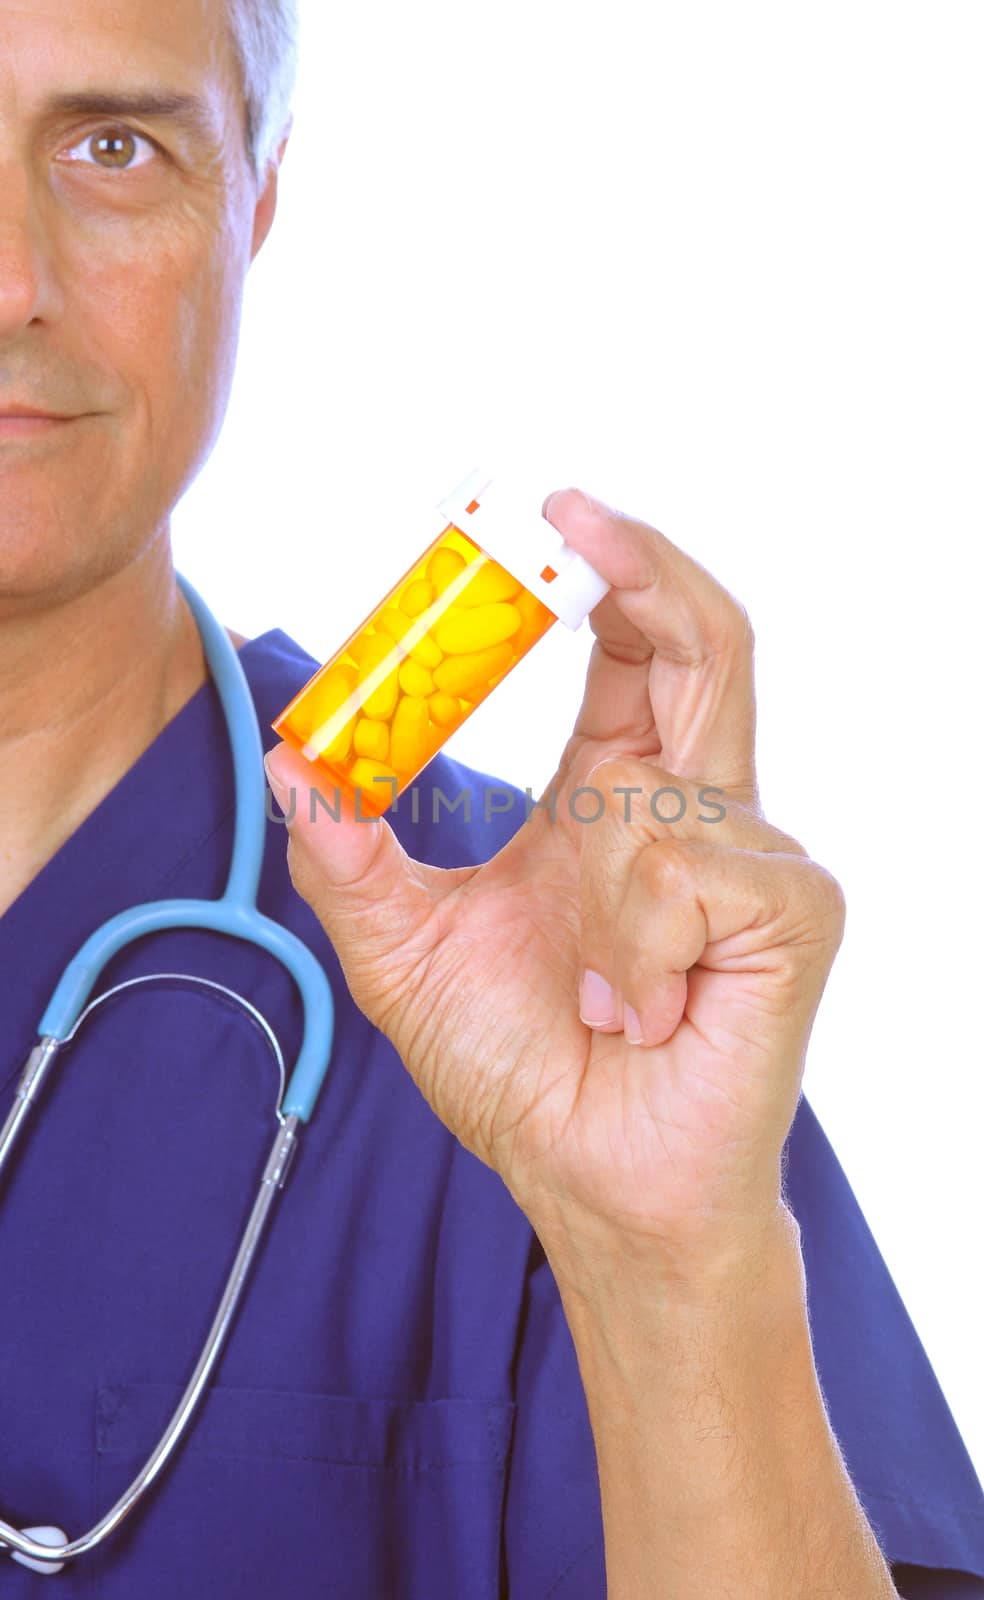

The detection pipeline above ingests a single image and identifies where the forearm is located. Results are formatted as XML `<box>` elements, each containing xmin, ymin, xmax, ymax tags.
<box><xmin>541</xmin><ymin>1203</ymin><xmax>897</xmax><ymax>1600</ymax></box>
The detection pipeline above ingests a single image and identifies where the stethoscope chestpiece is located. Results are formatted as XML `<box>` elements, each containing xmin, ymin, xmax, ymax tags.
<box><xmin>10</xmin><ymin>1526</ymin><xmax>68</xmax><ymax>1576</ymax></box>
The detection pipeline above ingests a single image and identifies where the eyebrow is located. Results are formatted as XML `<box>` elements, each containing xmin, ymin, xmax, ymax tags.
<box><xmin>43</xmin><ymin>90</ymin><xmax>219</xmax><ymax>147</ymax></box>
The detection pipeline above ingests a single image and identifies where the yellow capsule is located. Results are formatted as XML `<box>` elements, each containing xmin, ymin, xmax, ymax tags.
<box><xmin>426</xmin><ymin>547</ymin><xmax>468</xmax><ymax>593</ymax></box>
<box><xmin>298</xmin><ymin>662</ymin><xmax>358</xmax><ymax>759</ymax></box>
<box><xmin>458</xmin><ymin>559</ymin><xmax>522</xmax><ymax>606</ymax></box>
<box><xmin>390</xmin><ymin>695</ymin><xmax>434</xmax><ymax>773</ymax></box>
<box><xmin>516</xmin><ymin>587</ymin><xmax>544</xmax><ymax>621</ymax></box>
<box><xmin>376</xmin><ymin>608</ymin><xmax>413</xmax><ymax>643</ymax></box>
<box><xmin>408</xmin><ymin>632</ymin><xmax>443</xmax><ymax>669</ymax></box>
<box><xmin>398</xmin><ymin>659</ymin><xmax>434</xmax><ymax>697</ymax></box>
<box><xmin>432</xmin><ymin>641</ymin><xmax>514</xmax><ymax>696</ymax></box>
<box><xmin>353</xmin><ymin>717</ymin><xmax>390</xmax><ymax>761</ymax></box>
<box><xmin>345</xmin><ymin>633</ymin><xmax>373</xmax><ymax>665</ymax></box>
<box><xmin>376</xmin><ymin>606</ymin><xmax>442</xmax><ymax>668</ymax></box>
<box><xmin>428</xmin><ymin>691</ymin><xmax>462</xmax><ymax>727</ymax></box>
<box><xmin>347</xmin><ymin>757</ymin><xmax>398</xmax><ymax>809</ymax></box>
<box><xmin>357</xmin><ymin>633</ymin><xmax>400</xmax><ymax>720</ymax></box>
<box><xmin>433</xmin><ymin>601</ymin><xmax>521</xmax><ymax>654</ymax></box>
<box><xmin>399</xmin><ymin>578</ymin><xmax>434</xmax><ymax>617</ymax></box>
<box><xmin>511</xmin><ymin>585</ymin><xmax>556</xmax><ymax>653</ymax></box>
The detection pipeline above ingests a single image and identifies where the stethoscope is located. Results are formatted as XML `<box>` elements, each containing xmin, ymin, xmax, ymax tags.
<box><xmin>0</xmin><ymin>575</ymin><xmax>335</xmax><ymax>1575</ymax></box>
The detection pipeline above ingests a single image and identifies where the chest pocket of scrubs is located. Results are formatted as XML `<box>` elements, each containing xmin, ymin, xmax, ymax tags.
<box><xmin>90</xmin><ymin>1380</ymin><xmax>517</xmax><ymax>1600</ymax></box>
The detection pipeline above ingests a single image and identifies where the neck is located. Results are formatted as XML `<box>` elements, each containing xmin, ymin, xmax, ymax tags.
<box><xmin>0</xmin><ymin>533</ymin><xmax>247</xmax><ymax>923</ymax></box>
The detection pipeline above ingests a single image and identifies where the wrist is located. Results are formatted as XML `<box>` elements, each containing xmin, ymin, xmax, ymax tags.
<box><xmin>530</xmin><ymin>1192</ymin><xmax>803</xmax><ymax>1321</ymax></box>
<box><xmin>541</xmin><ymin>1200</ymin><xmax>813</xmax><ymax>1468</ymax></box>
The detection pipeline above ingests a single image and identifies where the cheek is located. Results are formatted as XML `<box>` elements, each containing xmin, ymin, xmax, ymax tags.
<box><xmin>67</xmin><ymin>205</ymin><xmax>247</xmax><ymax>482</ymax></box>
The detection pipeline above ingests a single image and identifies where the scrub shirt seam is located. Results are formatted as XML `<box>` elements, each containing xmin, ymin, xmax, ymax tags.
<box><xmin>859</xmin><ymin>1483</ymin><xmax>984</xmax><ymax>1524</ymax></box>
<box><xmin>541</xmin><ymin>1534</ymin><xmax>605</xmax><ymax>1598</ymax></box>
<box><xmin>147</xmin><ymin>801</ymin><xmax>237</xmax><ymax>897</ymax></box>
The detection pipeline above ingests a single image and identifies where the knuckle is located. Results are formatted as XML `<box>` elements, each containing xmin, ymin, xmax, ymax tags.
<box><xmin>816</xmin><ymin>864</ymin><xmax>848</xmax><ymax>930</ymax></box>
<box><xmin>794</xmin><ymin>858</ymin><xmax>847</xmax><ymax>941</ymax></box>
<box><xmin>735</xmin><ymin>599</ymin><xmax>756</xmax><ymax>651</ymax></box>
<box><xmin>778</xmin><ymin>830</ymin><xmax>809</xmax><ymax>858</ymax></box>
<box><xmin>584</xmin><ymin>754</ymin><xmax>688</xmax><ymax>820</ymax></box>
<box><xmin>709</xmin><ymin>590</ymin><xmax>756</xmax><ymax>656</ymax></box>
<box><xmin>752</xmin><ymin>819</ymin><xmax>809</xmax><ymax>858</ymax></box>
<box><xmin>639</xmin><ymin>837</ymin><xmax>696</xmax><ymax>896</ymax></box>
<box><xmin>584</xmin><ymin>754</ymin><xmax>647</xmax><ymax>799</ymax></box>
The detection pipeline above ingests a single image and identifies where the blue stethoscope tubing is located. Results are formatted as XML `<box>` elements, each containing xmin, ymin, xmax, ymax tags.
<box><xmin>0</xmin><ymin>574</ymin><xmax>336</xmax><ymax>1573</ymax></box>
<box><xmin>40</xmin><ymin>572</ymin><xmax>334</xmax><ymax>1121</ymax></box>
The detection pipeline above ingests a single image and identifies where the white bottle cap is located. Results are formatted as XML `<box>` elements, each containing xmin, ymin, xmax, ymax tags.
<box><xmin>434</xmin><ymin>467</ymin><xmax>610</xmax><ymax>631</ymax></box>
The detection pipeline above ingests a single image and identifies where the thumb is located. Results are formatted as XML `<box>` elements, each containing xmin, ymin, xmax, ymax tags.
<box><xmin>263</xmin><ymin>741</ymin><xmax>463</xmax><ymax>1023</ymax></box>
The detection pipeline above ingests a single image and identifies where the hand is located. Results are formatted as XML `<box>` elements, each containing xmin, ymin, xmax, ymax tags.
<box><xmin>263</xmin><ymin>489</ymin><xmax>845</xmax><ymax>1277</ymax></box>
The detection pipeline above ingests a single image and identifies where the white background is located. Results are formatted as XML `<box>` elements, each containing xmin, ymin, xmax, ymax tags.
<box><xmin>173</xmin><ymin>2</ymin><xmax>984</xmax><ymax>1482</ymax></box>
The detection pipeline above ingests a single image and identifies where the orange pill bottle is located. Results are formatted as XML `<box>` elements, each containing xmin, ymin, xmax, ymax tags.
<box><xmin>271</xmin><ymin>468</ymin><xmax>611</xmax><ymax>817</ymax></box>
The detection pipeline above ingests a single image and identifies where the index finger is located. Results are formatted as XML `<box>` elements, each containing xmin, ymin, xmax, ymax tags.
<box><xmin>541</xmin><ymin>487</ymin><xmax>759</xmax><ymax>803</ymax></box>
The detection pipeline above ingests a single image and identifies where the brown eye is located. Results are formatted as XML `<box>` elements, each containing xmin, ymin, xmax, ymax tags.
<box><xmin>89</xmin><ymin>130</ymin><xmax>138</xmax><ymax>168</ymax></box>
<box><xmin>59</xmin><ymin>127</ymin><xmax>157</xmax><ymax>171</ymax></box>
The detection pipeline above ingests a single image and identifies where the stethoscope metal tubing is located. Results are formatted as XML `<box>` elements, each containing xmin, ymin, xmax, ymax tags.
<box><xmin>0</xmin><ymin>1038</ymin><xmax>60</xmax><ymax>1171</ymax></box>
<box><xmin>0</xmin><ymin>1104</ymin><xmax>300</xmax><ymax>1568</ymax></box>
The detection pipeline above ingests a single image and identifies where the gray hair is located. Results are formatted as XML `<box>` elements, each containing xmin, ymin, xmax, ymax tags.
<box><xmin>227</xmin><ymin>0</ymin><xmax>300</xmax><ymax>178</ymax></box>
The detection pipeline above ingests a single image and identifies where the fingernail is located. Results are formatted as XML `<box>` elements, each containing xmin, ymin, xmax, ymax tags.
<box><xmin>579</xmin><ymin>968</ymin><xmax>615</xmax><ymax>1026</ymax></box>
<box><xmin>544</xmin><ymin>488</ymin><xmax>621</xmax><ymax>522</ymax></box>
<box><xmin>263</xmin><ymin>747</ymin><xmax>291</xmax><ymax>811</ymax></box>
<box><xmin>577</xmin><ymin>489</ymin><xmax>621</xmax><ymax>518</ymax></box>
<box><xmin>622</xmin><ymin>1002</ymin><xmax>644</xmax><ymax>1045</ymax></box>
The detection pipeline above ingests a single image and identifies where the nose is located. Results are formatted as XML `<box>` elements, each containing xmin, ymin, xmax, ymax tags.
<box><xmin>0</xmin><ymin>161</ymin><xmax>63</xmax><ymax>342</ymax></box>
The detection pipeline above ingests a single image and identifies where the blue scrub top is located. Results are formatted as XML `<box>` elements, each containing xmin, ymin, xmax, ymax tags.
<box><xmin>1</xmin><ymin>624</ymin><xmax>982</xmax><ymax>1599</ymax></box>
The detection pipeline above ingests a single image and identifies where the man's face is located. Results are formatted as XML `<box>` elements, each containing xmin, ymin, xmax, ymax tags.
<box><xmin>0</xmin><ymin>0</ymin><xmax>278</xmax><ymax>608</ymax></box>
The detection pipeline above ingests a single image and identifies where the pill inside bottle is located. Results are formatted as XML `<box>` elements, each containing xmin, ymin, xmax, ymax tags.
<box><xmin>271</xmin><ymin>469</ymin><xmax>610</xmax><ymax>817</ymax></box>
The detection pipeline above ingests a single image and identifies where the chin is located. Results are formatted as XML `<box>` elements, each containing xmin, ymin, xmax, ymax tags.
<box><xmin>0</xmin><ymin>516</ymin><xmax>129</xmax><ymax>614</ymax></box>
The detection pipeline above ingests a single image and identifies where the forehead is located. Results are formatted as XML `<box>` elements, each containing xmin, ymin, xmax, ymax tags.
<box><xmin>0</xmin><ymin>0</ymin><xmax>237</xmax><ymax>103</ymax></box>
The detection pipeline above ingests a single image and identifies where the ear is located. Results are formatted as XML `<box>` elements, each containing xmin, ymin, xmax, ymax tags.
<box><xmin>250</xmin><ymin>116</ymin><xmax>293</xmax><ymax>262</ymax></box>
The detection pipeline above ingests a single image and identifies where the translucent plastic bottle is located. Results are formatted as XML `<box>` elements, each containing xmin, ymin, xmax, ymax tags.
<box><xmin>271</xmin><ymin>468</ymin><xmax>610</xmax><ymax>817</ymax></box>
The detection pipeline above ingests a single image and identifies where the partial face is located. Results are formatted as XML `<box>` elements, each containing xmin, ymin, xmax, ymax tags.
<box><xmin>0</xmin><ymin>0</ymin><xmax>277</xmax><ymax>608</ymax></box>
